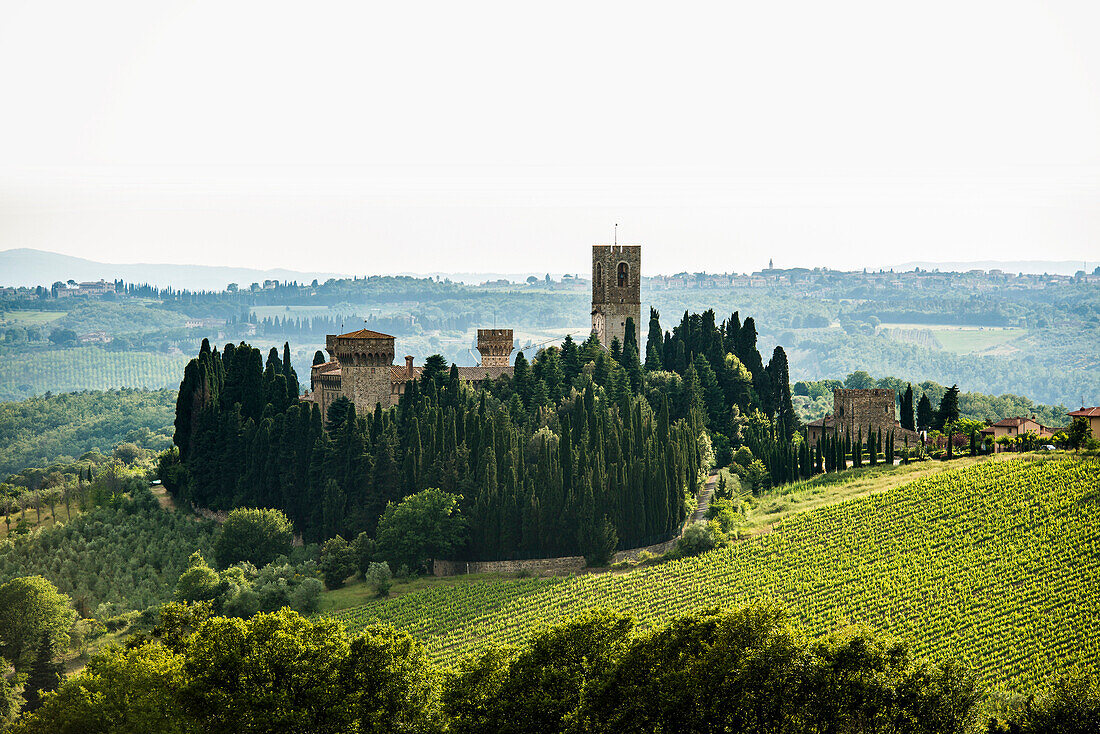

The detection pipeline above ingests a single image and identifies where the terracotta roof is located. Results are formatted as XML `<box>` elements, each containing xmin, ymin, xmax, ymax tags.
<box><xmin>390</xmin><ymin>365</ymin><xmax>422</xmax><ymax>382</ymax></box>
<box><xmin>991</xmin><ymin>417</ymin><xmax>1031</xmax><ymax>427</ymax></box>
<box><xmin>337</xmin><ymin>328</ymin><xmax>394</xmax><ymax>340</ymax></box>
<box><xmin>1068</xmin><ymin>407</ymin><xmax>1100</xmax><ymax>417</ymax></box>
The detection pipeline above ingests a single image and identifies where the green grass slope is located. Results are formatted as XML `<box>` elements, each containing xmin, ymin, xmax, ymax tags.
<box><xmin>329</xmin><ymin>456</ymin><xmax>1100</xmax><ymax>693</ymax></box>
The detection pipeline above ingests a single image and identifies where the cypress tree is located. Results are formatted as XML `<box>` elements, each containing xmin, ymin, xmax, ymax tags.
<box><xmin>22</xmin><ymin>632</ymin><xmax>63</xmax><ymax>714</ymax></box>
<box><xmin>624</xmin><ymin>317</ymin><xmax>638</xmax><ymax>354</ymax></box>
<box><xmin>769</xmin><ymin>346</ymin><xmax>798</xmax><ymax>439</ymax></box>
<box><xmin>736</xmin><ymin>317</ymin><xmax>765</xmax><ymax>381</ymax></box>
<box><xmin>935</xmin><ymin>384</ymin><xmax>961</xmax><ymax>431</ymax></box>
<box><xmin>917</xmin><ymin>393</ymin><xmax>934</xmax><ymax>431</ymax></box>
<box><xmin>900</xmin><ymin>384</ymin><xmax>915</xmax><ymax>431</ymax></box>
<box><xmin>645</xmin><ymin>307</ymin><xmax>663</xmax><ymax>371</ymax></box>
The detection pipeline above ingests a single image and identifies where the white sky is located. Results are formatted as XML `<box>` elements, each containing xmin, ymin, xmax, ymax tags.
<box><xmin>1</xmin><ymin>1</ymin><xmax>1098</xmax><ymax>275</ymax></box>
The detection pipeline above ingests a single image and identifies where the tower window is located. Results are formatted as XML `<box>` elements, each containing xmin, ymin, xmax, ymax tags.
<box><xmin>595</xmin><ymin>262</ymin><xmax>602</xmax><ymax>287</ymax></box>
<box><xmin>617</xmin><ymin>262</ymin><xmax>628</xmax><ymax>287</ymax></box>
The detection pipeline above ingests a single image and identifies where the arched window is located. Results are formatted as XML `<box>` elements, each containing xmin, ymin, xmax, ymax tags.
<box><xmin>617</xmin><ymin>262</ymin><xmax>628</xmax><ymax>287</ymax></box>
<box><xmin>595</xmin><ymin>262</ymin><xmax>602</xmax><ymax>287</ymax></box>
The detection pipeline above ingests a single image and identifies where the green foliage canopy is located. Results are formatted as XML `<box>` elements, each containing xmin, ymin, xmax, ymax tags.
<box><xmin>212</xmin><ymin>507</ymin><xmax>294</xmax><ymax>569</ymax></box>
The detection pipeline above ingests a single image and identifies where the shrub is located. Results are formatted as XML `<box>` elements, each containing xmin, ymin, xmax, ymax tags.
<box><xmin>174</xmin><ymin>553</ymin><xmax>220</xmax><ymax>604</ymax></box>
<box><xmin>213</xmin><ymin>508</ymin><xmax>294</xmax><ymax>569</ymax></box>
<box><xmin>745</xmin><ymin>459</ymin><xmax>770</xmax><ymax>496</ymax></box>
<box><xmin>732</xmin><ymin>446</ymin><xmax>754</xmax><ymax>469</ymax></box>
<box><xmin>675</xmin><ymin>521</ymin><xmax>722</xmax><ymax>558</ymax></box>
<box><xmin>319</xmin><ymin>536</ymin><xmax>355</xmax><ymax>590</ymax></box>
<box><xmin>289</xmin><ymin>578</ymin><xmax>323</xmax><ymax>613</ymax></box>
<box><xmin>365</xmin><ymin>562</ymin><xmax>393</xmax><ymax>598</ymax></box>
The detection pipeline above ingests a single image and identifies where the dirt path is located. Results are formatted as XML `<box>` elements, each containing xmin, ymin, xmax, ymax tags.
<box><xmin>692</xmin><ymin>472</ymin><xmax>717</xmax><ymax>523</ymax></box>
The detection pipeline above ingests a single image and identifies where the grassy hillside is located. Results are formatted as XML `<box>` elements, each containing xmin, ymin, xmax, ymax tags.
<box><xmin>329</xmin><ymin>455</ymin><xmax>1100</xmax><ymax>693</ymax></box>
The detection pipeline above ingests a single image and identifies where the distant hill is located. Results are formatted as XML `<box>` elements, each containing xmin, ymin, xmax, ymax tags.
<box><xmin>0</xmin><ymin>248</ymin><xmax>349</xmax><ymax>291</ymax></box>
<box><xmin>892</xmin><ymin>259</ymin><xmax>1097</xmax><ymax>276</ymax></box>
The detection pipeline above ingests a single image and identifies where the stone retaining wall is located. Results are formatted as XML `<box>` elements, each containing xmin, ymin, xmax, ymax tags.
<box><xmin>433</xmin><ymin>556</ymin><xmax>586</xmax><ymax>577</ymax></box>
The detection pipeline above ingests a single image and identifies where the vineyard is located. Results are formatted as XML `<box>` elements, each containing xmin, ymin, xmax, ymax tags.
<box><xmin>329</xmin><ymin>455</ymin><xmax>1100</xmax><ymax>693</ymax></box>
<box><xmin>0</xmin><ymin>346</ymin><xmax>189</xmax><ymax>401</ymax></box>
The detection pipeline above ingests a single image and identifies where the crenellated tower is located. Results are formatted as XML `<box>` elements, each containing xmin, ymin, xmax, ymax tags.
<box><xmin>591</xmin><ymin>244</ymin><xmax>641</xmax><ymax>350</ymax></box>
<box><xmin>327</xmin><ymin>327</ymin><xmax>396</xmax><ymax>412</ymax></box>
<box><xmin>477</xmin><ymin>328</ymin><xmax>513</xmax><ymax>367</ymax></box>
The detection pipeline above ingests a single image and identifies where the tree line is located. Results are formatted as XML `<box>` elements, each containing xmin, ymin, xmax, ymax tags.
<box><xmin>167</xmin><ymin>330</ymin><xmax>706</xmax><ymax>563</ymax></box>
<box><xmin>8</xmin><ymin>600</ymin><xmax>1093</xmax><ymax>733</ymax></box>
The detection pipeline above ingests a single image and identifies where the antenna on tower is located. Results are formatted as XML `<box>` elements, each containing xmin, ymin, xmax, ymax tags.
<box><xmin>614</xmin><ymin>223</ymin><xmax>618</xmax><ymax>245</ymax></box>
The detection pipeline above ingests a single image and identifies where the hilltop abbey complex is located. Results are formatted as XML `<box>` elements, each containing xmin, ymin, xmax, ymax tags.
<box><xmin>305</xmin><ymin>241</ymin><xmax>918</xmax><ymax>446</ymax></box>
<box><xmin>305</xmin><ymin>242</ymin><xmax>642</xmax><ymax>422</ymax></box>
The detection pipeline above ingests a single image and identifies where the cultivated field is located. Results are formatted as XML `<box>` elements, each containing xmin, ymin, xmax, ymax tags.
<box><xmin>329</xmin><ymin>455</ymin><xmax>1100</xmax><ymax>694</ymax></box>
<box><xmin>0</xmin><ymin>347</ymin><xmax>189</xmax><ymax>401</ymax></box>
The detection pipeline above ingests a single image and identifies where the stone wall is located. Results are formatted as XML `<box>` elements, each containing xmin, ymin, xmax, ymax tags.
<box><xmin>433</xmin><ymin>556</ymin><xmax>586</xmax><ymax>577</ymax></box>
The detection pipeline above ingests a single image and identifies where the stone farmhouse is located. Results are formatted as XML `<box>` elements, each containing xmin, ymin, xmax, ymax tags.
<box><xmin>806</xmin><ymin>388</ymin><xmax>921</xmax><ymax>447</ymax></box>
<box><xmin>1067</xmin><ymin>406</ymin><xmax>1100</xmax><ymax>440</ymax></box>
<box><xmin>979</xmin><ymin>417</ymin><xmax>1056</xmax><ymax>450</ymax></box>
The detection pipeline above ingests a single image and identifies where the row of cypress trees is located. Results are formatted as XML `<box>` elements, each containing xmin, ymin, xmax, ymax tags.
<box><xmin>169</xmin><ymin>336</ymin><xmax>699</xmax><ymax>560</ymax></box>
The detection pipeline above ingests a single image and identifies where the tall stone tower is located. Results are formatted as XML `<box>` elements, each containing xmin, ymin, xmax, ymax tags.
<box><xmin>591</xmin><ymin>244</ymin><xmax>641</xmax><ymax>350</ymax></box>
<box><xmin>477</xmin><ymin>328</ymin><xmax>513</xmax><ymax>367</ymax></box>
<box><xmin>327</xmin><ymin>327</ymin><xmax>396</xmax><ymax>412</ymax></box>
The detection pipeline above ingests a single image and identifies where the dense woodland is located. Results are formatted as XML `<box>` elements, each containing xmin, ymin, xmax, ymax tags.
<box><xmin>0</xmin><ymin>389</ymin><xmax>175</xmax><ymax>478</ymax></box>
<box><xmin>169</xmin><ymin>308</ymin><xmax>803</xmax><ymax>561</ymax></box>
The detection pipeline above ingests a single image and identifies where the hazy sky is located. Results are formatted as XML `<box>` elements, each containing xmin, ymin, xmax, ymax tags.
<box><xmin>1</xmin><ymin>1</ymin><xmax>1098</xmax><ymax>275</ymax></box>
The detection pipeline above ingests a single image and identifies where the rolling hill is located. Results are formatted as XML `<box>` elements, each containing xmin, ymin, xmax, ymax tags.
<box><xmin>329</xmin><ymin>455</ymin><xmax>1100</xmax><ymax>694</ymax></box>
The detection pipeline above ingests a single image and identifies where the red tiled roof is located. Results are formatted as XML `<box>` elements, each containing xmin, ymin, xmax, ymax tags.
<box><xmin>1068</xmin><ymin>407</ymin><xmax>1100</xmax><ymax>417</ymax></box>
<box><xmin>991</xmin><ymin>417</ymin><xmax>1030</xmax><ymax>427</ymax></box>
<box><xmin>337</xmin><ymin>328</ymin><xmax>394</xmax><ymax>340</ymax></box>
<box><xmin>390</xmin><ymin>365</ymin><xmax>422</xmax><ymax>382</ymax></box>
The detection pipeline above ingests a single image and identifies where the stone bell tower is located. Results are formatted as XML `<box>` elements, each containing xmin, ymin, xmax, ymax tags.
<box><xmin>591</xmin><ymin>244</ymin><xmax>641</xmax><ymax>350</ymax></box>
<box><xmin>477</xmin><ymin>328</ymin><xmax>513</xmax><ymax>367</ymax></box>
